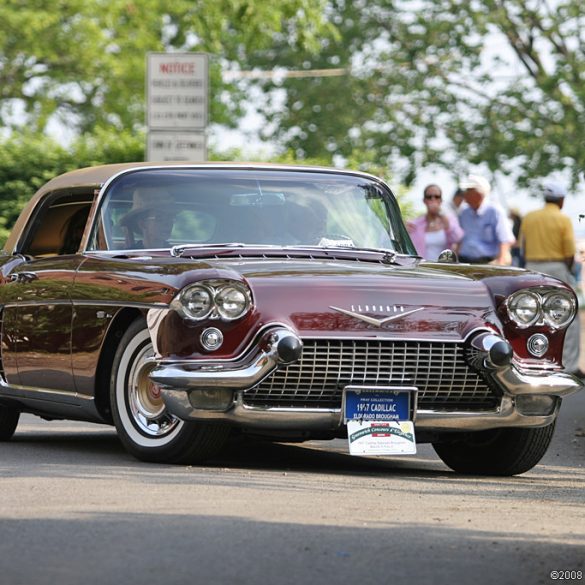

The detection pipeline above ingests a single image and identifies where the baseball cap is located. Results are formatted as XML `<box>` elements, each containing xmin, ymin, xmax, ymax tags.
<box><xmin>460</xmin><ymin>174</ymin><xmax>491</xmax><ymax>197</ymax></box>
<box><xmin>543</xmin><ymin>181</ymin><xmax>567</xmax><ymax>200</ymax></box>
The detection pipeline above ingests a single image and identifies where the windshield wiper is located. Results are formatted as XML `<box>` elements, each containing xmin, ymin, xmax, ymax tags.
<box><xmin>171</xmin><ymin>243</ymin><xmax>409</xmax><ymax>265</ymax></box>
<box><xmin>288</xmin><ymin>245</ymin><xmax>405</xmax><ymax>264</ymax></box>
<box><xmin>171</xmin><ymin>243</ymin><xmax>248</xmax><ymax>257</ymax></box>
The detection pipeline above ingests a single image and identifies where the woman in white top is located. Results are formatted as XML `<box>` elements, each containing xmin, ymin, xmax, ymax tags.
<box><xmin>406</xmin><ymin>184</ymin><xmax>464</xmax><ymax>260</ymax></box>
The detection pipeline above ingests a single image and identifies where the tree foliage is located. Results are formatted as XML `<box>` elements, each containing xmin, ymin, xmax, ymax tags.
<box><xmin>244</xmin><ymin>0</ymin><xmax>585</xmax><ymax>188</ymax></box>
<box><xmin>0</xmin><ymin>130</ymin><xmax>144</xmax><ymax>244</ymax></box>
<box><xmin>2</xmin><ymin>1</ymin><xmax>584</xmax><ymax>190</ymax></box>
<box><xmin>0</xmin><ymin>0</ymin><xmax>335</xmax><ymax>133</ymax></box>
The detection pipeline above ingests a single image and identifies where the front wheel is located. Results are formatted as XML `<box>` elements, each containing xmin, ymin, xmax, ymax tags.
<box><xmin>0</xmin><ymin>404</ymin><xmax>20</xmax><ymax>441</ymax></box>
<box><xmin>110</xmin><ymin>318</ymin><xmax>230</xmax><ymax>464</ymax></box>
<box><xmin>433</xmin><ymin>423</ymin><xmax>556</xmax><ymax>476</ymax></box>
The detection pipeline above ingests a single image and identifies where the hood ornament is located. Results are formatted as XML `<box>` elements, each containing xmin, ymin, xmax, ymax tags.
<box><xmin>330</xmin><ymin>304</ymin><xmax>423</xmax><ymax>327</ymax></box>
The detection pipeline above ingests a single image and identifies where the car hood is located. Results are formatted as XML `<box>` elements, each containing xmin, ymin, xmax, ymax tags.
<box><xmin>208</xmin><ymin>257</ymin><xmax>503</xmax><ymax>340</ymax></box>
<box><xmin>82</xmin><ymin>251</ymin><xmax>553</xmax><ymax>348</ymax></box>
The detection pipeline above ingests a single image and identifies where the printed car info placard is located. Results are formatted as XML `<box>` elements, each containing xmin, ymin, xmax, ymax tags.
<box><xmin>344</xmin><ymin>387</ymin><xmax>417</xmax><ymax>456</ymax></box>
<box><xmin>347</xmin><ymin>420</ymin><xmax>416</xmax><ymax>455</ymax></box>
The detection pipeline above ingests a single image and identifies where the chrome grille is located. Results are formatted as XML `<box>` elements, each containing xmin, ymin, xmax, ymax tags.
<box><xmin>244</xmin><ymin>339</ymin><xmax>499</xmax><ymax>410</ymax></box>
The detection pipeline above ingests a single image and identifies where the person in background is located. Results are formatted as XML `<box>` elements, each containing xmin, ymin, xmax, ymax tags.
<box><xmin>573</xmin><ymin>248</ymin><xmax>583</xmax><ymax>298</ymax></box>
<box><xmin>407</xmin><ymin>184</ymin><xmax>463</xmax><ymax>260</ymax></box>
<box><xmin>508</xmin><ymin>207</ymin><xmax>524</xmax><ymax>267</ymax></box>
<box><xmin>576</xmin><ymin>246</ymin><xmax>585</xmax><ymax>299</ymax></box>
<box><xmin>457</xmin><ymin>174</ymin><xmax>515</xmax><ymax>265</ymax></box>
<box><xmin>520</xmin><ymin>181</ymin><xmax>582</xmax><ymax>377</ymax></box>
<box><xmin>449</xmin><ymin>188</ymin><xmax>466</xmax><ymax>215</ymax></box>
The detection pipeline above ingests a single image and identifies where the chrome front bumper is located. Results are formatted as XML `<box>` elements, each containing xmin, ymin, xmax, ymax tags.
<box><xmin>150</xmin><ymin>328</ymin><xmax>583</xmax><ymax>433</ymax></box>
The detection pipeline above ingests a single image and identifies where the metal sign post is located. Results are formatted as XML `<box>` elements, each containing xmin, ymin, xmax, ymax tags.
<box><xmin>146</xmin><ymin>52</ymin><xmax>208</xmax><ymax>161</ymax></box>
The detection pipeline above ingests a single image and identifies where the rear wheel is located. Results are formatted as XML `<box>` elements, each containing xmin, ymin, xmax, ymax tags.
<box><xmin>433</xmin><ymin>423</ymin><xmax>556</xmax><ymax>476</ymax></box>
<box><xmin>0</xmin><ymin>405</ymin><xmax>19</xmax><ymax>441</ymax></box>
<box><xmin>110</xmin><ymin>318</ymin><xmax>230</xmax><ymax>464</ymax></box>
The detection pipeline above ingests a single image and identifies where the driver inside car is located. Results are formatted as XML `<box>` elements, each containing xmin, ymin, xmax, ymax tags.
<box><xmin>119</xmin><ymin>187</ymin><xmax>176</xmax><ymax>249</ymax></box>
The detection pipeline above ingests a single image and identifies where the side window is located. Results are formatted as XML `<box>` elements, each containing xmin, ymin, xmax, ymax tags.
<box><xmin>59</xmin><ymin>206</ymin><xmax>91</xmax><ymax>254</ymax></box>
<box><xmin>21</xmin><ymin>193</ymin><xmax>94</xmax><ymax>257</ymax></box>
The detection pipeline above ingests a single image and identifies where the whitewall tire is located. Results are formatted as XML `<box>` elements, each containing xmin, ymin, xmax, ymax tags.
<box><xmin>110</xmin><ymin>318</ymin><xmax>230</xmax><ymax>463</ymax></box>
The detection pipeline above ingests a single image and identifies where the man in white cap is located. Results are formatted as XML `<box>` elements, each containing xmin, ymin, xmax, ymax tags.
<box><xmin>520</xmin><ymin>181</ymin><xmax>582</xmax><ymax>376</ymax></box>
<box><xmin>456</xmin><ymin>174</ymin><xmax>515</xmax><ymax>265</ymax></box>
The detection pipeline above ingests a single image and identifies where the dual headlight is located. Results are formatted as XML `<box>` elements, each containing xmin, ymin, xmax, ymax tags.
<box><xmin>506</xmin><ymin>288</ymin><xmax>575</xmax><ymax>329</ymax></box>
<box><xmin>172</xmin><ymin>280</ymin><xmax>252</xmax><ymax>322</ymax></box>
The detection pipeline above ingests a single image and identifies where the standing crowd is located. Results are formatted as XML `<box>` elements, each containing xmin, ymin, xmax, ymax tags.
<box><xmin>407</xmin><ymin>175</ymin><xmax>583</xmax><ymax>377</ymax></box>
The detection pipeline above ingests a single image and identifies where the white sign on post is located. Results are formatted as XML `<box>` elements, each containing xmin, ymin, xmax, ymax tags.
<box><xmin>146</xmin><ymin>52</ymin><xmax>208</xmax><ymax>161</ymax></box>
<box><xmin>147</xmin><ymin>131</ymin><xmax>206</xmax><ymax>162</ymax></box>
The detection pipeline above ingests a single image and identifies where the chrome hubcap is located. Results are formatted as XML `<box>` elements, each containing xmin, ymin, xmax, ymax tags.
<box><xmin>128</xmin><ymin>344</ymin><xmax>180</xmax><ymax>437</ymax></box>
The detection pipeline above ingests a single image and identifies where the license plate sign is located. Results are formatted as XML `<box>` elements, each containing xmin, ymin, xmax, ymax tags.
<box><xmin>344</xmin><ymin>389</ymin><xmax>411</xmax><ymax>423</ymax></box>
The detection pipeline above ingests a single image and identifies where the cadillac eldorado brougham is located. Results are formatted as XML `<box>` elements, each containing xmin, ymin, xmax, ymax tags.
<box><xmin>0</xmin><ymin>163</ymin><xmax>581</xmax><ymax>475</ymax></box>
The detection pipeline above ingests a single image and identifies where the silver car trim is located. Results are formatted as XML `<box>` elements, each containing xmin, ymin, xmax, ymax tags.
<box><xmin>153</xmin><ymin>324</ymin><xmax>580</xmax><ymax>432</ymax></box>
<box><xmin>159</xmin><ymin>393</ymin><xmax>558</xmax><ymax>432</ymax></box>
<box><xmin>1</xmin><ymin>299</ymin><xmax>167</xmax><ymax>310</ymax></box>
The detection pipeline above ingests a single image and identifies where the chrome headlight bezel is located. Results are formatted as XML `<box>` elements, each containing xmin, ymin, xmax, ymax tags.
<box><xmin>505</xmin><ymin>287</ymin><xmax>576</xmax><ymax>329</ymax></box>
<box><xmin>506</xmin><ymin>291</ymin><xmax>540</xmax><ymax>327</ymax></box>
<box><xmin>542</xmin><ymin>293</ymin><xmax>575</xmax><ymax>328</ymax></box>
<box><xmin>177</xmin><ymin>284</ymin><xmax>214</xmax><ymax>321</ymax></box>
<box><xmin>215</xmin><ymin>284</ymin><xmax>250</xmax><ymax>320</ymax></box>
<box><xmin>172</xmin><ymin>280</ymin><xmax>253</xmax><ymax>322</ymax></box>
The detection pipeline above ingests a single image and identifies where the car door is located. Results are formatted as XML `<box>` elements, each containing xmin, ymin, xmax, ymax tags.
<box><xmin>1</xmin><ymin>191</ymin><xmax>93</xmax><ymax>398</ymax></box>
<box><xmin>5</xmin><ymin>257</ymin><xmax>81</xmax><ymax>393</ymax></box>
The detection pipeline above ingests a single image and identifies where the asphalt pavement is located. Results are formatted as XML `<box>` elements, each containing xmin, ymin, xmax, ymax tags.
<box><xmin>0</xmin><ymin>387</ymin><xmax>583</xmax><ymax>585</ymax></box>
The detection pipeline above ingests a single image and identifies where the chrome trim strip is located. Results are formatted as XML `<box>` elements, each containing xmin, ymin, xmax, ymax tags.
<box><xmin>72</xmin><ymin>300</ymin><xmax>168</xmax><ymax>309</ymax></box>
<box><xmin>159</xmin><ymin>393</ymin><xmax>557</xmax><ymax>432</ymax></box>
<box><xmin>1</xmin><ymin>300</ymin><xmax>72</xmax><ymax>309</ymax></box>
<box><xmin>287</xmin><ymin>326</ymin><xmax>497</xmax><ymax>343</ymax></box>
<box><xmin>0</xmin><ymin>380</ymin><xmax>93</xmax><ymax>404</ymax></box>
<box><xmin>1</xmin><ymin>300</ymin><xmax>168</xmax><ymax>310</ymax></box>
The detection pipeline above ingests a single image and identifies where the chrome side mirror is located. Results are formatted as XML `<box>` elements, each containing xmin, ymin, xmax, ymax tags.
<box><xmin>437</xmin><ymin>249</ymin><xmax>458</xmax><ymax>263</ymax></box>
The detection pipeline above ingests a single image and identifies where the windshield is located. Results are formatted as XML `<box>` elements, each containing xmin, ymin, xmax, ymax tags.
<box><xmin>88</xmin><ymin>168</ymin><xmax>415</xmax><ymax>254</ymax></box>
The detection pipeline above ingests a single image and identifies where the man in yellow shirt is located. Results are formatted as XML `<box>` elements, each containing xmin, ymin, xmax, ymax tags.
<box><xmin>520</xmin><ymin>181</ymin><xmax>582</xmax><ymax>376</ymax></box>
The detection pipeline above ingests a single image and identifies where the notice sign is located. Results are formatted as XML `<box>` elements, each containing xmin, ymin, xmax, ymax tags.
<box><xmin>147</xmin><ymin>53</ymin><xmax>208</xmax><ymax>130</ymax></box>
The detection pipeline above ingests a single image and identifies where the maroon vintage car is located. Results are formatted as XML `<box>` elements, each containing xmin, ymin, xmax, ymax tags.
<box><xmin>0</xmin><ymin>163</ymin><xmax>581</xmax><ymax>474</ymax></box>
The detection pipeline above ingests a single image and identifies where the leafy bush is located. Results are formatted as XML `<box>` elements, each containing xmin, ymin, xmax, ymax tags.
<box><xmin>0</xmin><ymin>130</ymin><xmax>144</xmax><ymax>246</ymax></box>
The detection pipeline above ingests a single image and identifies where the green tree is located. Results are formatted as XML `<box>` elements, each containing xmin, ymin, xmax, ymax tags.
<box><xmin>0</xmin><ymin>0</ymin><xmax>335</xmax><ymax>133</ymax></box>
<box><xmin>0</xmin><ymin>130</ymin><xmax>144</xmax><ymax>244</ymax></box>
<box><xmin>244</xmin><ymin>0</ymin><xmax>585</xmax><ymax>187</ymax></box>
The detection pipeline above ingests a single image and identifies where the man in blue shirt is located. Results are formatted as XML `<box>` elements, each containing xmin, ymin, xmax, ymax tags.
<box><xmin>457</xmin><ymin>175</ymin><xmax>515</xmax><ymax>265</ymax></box>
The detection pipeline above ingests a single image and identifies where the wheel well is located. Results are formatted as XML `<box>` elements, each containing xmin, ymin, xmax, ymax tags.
<box><xmin>94</xmin><ymin>308</ymin><xmax>144</xmax><ymax>423</ymax></box>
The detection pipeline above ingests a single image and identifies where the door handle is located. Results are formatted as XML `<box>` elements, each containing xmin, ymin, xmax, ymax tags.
<box><xmin>9</xmin><ymin>272</ymin><xmax>38</xmax><ymax>283</ymax></box>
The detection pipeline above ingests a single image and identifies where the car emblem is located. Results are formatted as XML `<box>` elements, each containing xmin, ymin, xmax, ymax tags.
<box><xmin>330</xmin><ymin>304</ymin><xmax>424</xmax><ymax>327</ymax></box>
